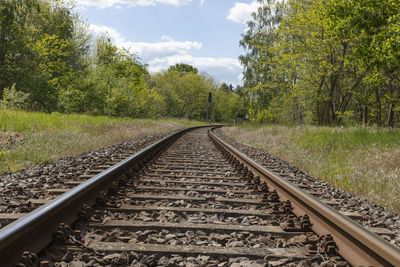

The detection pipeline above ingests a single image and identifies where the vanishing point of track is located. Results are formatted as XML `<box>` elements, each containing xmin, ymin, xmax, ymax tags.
<box><xmin>0</xmin><ymin>126</ymin><xmax>400</xmax><ymax>266</ymax></box>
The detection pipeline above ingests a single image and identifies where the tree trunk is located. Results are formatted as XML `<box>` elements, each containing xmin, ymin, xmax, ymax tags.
<box><xmin>363</xmin><ymin>105</ymin><xmax>368</xmax><ymax>125</ymax></box>
<box><xmin>317</xmin><ymin>101</ymin><xmax>332</xmax><ymax>125</ymax></box>
<box><xmin>387</xmin><ymin>103</ymin><xmax>394</xmax><ymax>127</ymax></box>
<box><xmin>374</xmin><ymin>87</ymin><xmax>382</xmax><ymax>125</ymax></box>
<box><xmin>329</xmin><ymin>76</ymin><xmax>338</xmax><ymax>124</ymax></box>
<box><xmin>293</xmin><ymin>97</ymin><xmax>303</xmax><ymax>123</ymax></box>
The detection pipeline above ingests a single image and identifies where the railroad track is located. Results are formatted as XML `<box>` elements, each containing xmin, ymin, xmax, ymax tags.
<box><xmin>0</xmin><ymin>126</ymin><xmax>400</xmax><ymax>266</ymax></box>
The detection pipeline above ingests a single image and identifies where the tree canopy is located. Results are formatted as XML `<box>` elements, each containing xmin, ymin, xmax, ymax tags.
<box><xmin>168</xmin><ymin>63</ymin><xmax>199</xmax><ymax>74</ymax></box>
<box><xmin>239</xmin><ymin>0</ymin><xmax>400</xmax><ymax>126</ymax></box>
<box><xmin>2</xmin><ymin>0</ymin><xmax>398</xmax><ymax>126</ymax></box>
<box><xmin>0</xmin><ymin>0</ymin><xmax>243</xmax><ymax>122</ymax></box>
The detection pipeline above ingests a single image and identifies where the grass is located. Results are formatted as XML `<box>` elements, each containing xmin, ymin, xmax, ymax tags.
<box><xmin>222</xmin><ymin>123</ymin><xmax>400</xmax><ymax>214</ymax></box>
<box><xmin>0</xmin><ymin>109</ymin><xmax>206</xmax><ymax>174</ymax></box>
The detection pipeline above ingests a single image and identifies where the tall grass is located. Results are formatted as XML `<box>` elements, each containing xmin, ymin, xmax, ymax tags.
<box><xmin>0</xmin><ymin>109</ymin><xmax>204</xmax><ymax>174</ymax></box>
<box><xmin>223</xmin><ymin>123</ymin><xmax>400</xmax><ymax>213</ymax></box>
<box><xmin>0</xmin><ymin>110</ymin><xmax>206</xmax><ymax>133</ymax></box>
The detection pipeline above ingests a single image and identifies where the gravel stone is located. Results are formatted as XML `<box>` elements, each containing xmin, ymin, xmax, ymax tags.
<box><xmin>217</xmin><ymin>128</ymin><xmax>400</xmax><ymax>247</ymax></box>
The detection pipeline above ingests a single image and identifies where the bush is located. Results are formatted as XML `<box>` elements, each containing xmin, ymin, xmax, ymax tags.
<box><xmin>1</xmin><ymin>84</ymin><xmax>30</xmax><ymax>110</ymax></box>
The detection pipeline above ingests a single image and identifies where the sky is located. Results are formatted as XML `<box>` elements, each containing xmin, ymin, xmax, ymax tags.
<box><xmin>75</xmin><ymin>0</ymin><xmax>262</xmax><ymax>86</ymax></box>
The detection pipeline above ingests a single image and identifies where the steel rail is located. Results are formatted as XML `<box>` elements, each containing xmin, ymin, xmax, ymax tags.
<box><xmin>0</xmin><ymin>126</ymin><xmax>208</xmax><ymax>267</ymax></box>
<box><xmin>209</xmin><ymin>127</ymin><xmax>400</xmax><ymax>267</ymax></box>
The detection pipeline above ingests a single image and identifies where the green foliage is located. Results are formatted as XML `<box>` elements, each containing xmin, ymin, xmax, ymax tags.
<box><xmin>0</xmin><ymin>0</ymin><xmax>90</xmax><ymax>111</ymax></box>
<box><xmin>168</xmin><ymin>63</ymin><xmax>198</xmax><ymax>74</ymax></box>
<box><xmin>219</xmin><ymin>83</ymin><xmax>234</xmax><ymax>93</ymax></box>
<box><xmin>322</xmin><ymin>0</ymin><xmax>400</xmax><ymax>126</ymax></box>
<box><xmin>219</xmin><ymin>83</ymin><xmax>230</xmax><ymax>92</ymax></box>
<box><xmin>81</xmin><ymin>37</ymin><xmax>156</xmax><ymax>117</ymax></box>
<box><xmin>239</xmin><ymin>0</ymin><xmax>400</xmax><ymax>127</ymax></box>
<box><xmin>150</xmin><ymin>70</ymin><xmax>243</xmax><ymax>121</ymax></box>
<box><xmin>1</xmin><ymin>84</ymin><xmax>30</xmax><ymax>110</ymax></box>
<box><xmin>0</xmin><ymin>0</ymin><xmax>242</xmax><ymax>122</ymax></box>
<box><xmin>296</xmin><ymin>126</ymin><xmax>400</xmax><ymax>150</ymax></box>
<box><xmin>323</xmin><ymin>0</ymin><xmax>400</xmax><ymax>72</ymax></box>
<box><xmin>58</xmin><ymin>86</ymin><xmax>85</xmax><ymax>113</ymax></box>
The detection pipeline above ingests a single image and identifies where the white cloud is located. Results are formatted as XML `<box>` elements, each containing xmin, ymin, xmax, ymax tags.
<box><xmin>89</xmin><ymin>24</ymin><xmax>242</xmax><ymax>84</ymax></box>
<box><xmin>89</xmin><ymin>24</ymin><xmax>126</xmax><ymax>44</ymax></box>
<box><xmin>157</xmin><ymin>0</ymin><xmax>191</xmax><ymax>5</ymax></box>
<box><xmin>227</xmin><ymin>1</ymin><xmax>260</xmax><ymax>24</ymax></box>
<box><xmin>149</xmin><ymin>55</ymin><xmax>240</xmax><ymax>73</ymax></box>
<box><xmin>89</xmin><ymin>24</ymin><xmax>202</xmax><ymax>59</ymax></box>
<box><xmin>149</xmin><ymin>55</ymin><xmax>242</xmax><ymax>84</ymax></box>
<box><xmin>129</xmin><ymin>38</ymin><xmax>202</xmax><ymax>59</ymax></box>
<box><xmin>76</xmin><ymin>0</ymin><xmax>192</xmax><ymax>9</ymax></box>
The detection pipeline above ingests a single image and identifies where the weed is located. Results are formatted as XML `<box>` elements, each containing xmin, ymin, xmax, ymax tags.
<box><xmin>223</xmin><ymin>123</ymin><xmax>400</xmax><ymax>214</ymax></box>
<box><xmin>0</xmin><ymin>109</ymin><xmax>205</xmax><ymax>174</ymax></box>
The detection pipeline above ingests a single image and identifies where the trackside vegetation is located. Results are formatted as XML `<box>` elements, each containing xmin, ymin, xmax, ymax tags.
<box><xmin>3</xmin><ymin>0</ymin><xmax>398</xmax><ymax>126</ymax></box>
<box><xmin>239</xmin><ymin>0</ymin><xmax>400</xmax><ymax>126</ymax></box>
<box><xmin>0</xmin><ymin>109</ymin><xmax>203</xmax><ymax>174</ymax></box>
<box><xmin>0</xmin><ymin>1</ymin><xmax>245</xmax><ymax>122</ymax></box>
<box><xmin>223</xmin><ymin>124</ymin><xmax>400</xmax><ymax>213</ymax></box>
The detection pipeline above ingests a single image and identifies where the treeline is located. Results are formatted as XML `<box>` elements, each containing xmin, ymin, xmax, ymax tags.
<box><xmin>240</xmin><ymin>0</ymin><xmax>400</xmax><ymax>126</ymax></box>
<box><xmin>0</xmin><ymin>0</ymin><xmax>243</xmax><ymax>122</ymax></box>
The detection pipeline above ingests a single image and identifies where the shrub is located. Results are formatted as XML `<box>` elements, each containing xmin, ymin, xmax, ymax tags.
<box><xmin>1</xmin><ymin>84</ymin><xmax>30</xmax><ymax>110</ymax></box>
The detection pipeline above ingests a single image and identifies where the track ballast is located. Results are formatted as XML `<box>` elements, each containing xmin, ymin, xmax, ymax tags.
<box><xmin>1</xmin><ymin>126</ymin><xmax>400</xmax><ymax>266</ymax></box>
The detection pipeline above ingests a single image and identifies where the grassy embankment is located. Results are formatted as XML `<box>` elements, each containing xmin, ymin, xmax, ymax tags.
<box><xmin>0</xmin><ymin>109</ymin><xmax>205</xmax><ymax>175</ymax></box>
<box><xmin>223</xmin><ymin>123</ymin><xmax>400</xmax><ymax>213</ymax></box>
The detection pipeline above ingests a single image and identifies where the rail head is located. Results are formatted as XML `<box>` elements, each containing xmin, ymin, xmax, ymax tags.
<box><xmin>0</xmin><ymin>125</ymin><xmax>216</xmax><ymax>266</ymax></box>
<box><xmin>209</xmin><ymin>127</ymin><xmax>400</xmax><ymax>267</ymax></box>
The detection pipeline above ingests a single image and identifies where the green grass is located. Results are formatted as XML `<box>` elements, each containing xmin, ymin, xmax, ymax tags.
<box><xmin>0</xmin><ymin>110</ymin><xmax>207</xmax><ymax>133</ymax></box>
<box><xmin>297</xmin><ymin>126</ymin><xmax>400</xmax><ymax>150</ymax></box>
<box><xmin>0</xmin><ymin>109</ymin><xmax>206</xmax><ymax>174</ymax></box>
<box><xmin>223</xmin><ymin>123</ymin><xmax>400</xmax><ymax>214</ymax></box>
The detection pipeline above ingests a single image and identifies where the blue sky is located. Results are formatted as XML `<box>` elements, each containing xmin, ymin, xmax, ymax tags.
<box><xmin>75</xmin><ymin>0</ymin><xmax>261</xmax><ymax>86</ymax></box>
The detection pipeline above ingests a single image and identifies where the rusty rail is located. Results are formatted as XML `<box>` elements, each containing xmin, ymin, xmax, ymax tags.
<box><xmin>1</xmin><ymin>125</ymin><xmax>399</xmax><ymax>266</ymax></box>
<box><xmin>209</xmin><ymin>127</ymin><xmax>400</xmax><ymax>267</ymax></box>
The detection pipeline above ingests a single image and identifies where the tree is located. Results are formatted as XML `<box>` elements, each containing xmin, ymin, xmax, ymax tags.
<box><xmin>323</xmin><ymin>0</ymin><xmax>400</xmax><ymax>126</ymax></box>
<box><xmin>150</xmin><ymin>71</ymin><xmax>209</xmax><ymax>119</ymax></box>
<box><xmin>149</xmin><ymin>70</ymin><xmax>242</xmax><ymax>121</ymax></box>
<box><xmin>239</xmin><ymin>0</ymin><xmax>283</xmax><ymax>87</ymax></box>
<box><xmin>0</xmin><ymin>0</ymin><xmax>90</xmax><ymax>112</ymax></box>
<box><xmin>168</xmin><ymin>63</ymin><xmax>198</xmax><ymax>74</ymax></box>
<box><xmin>0</xmin><ymin>0</ymin><xmax>40</xmax><ymax>99</ymax></box>
<box><xmin>74</xmin><ymin>37</ymin><xmax>155</xmax><ymax>117</ymax></box>
<box><xmin>239</xmin><ymin>0</ymin><xmax>287</xmax><ymax>122</ymax></box>
<box><xmin>239</xmin><ymin>0</ymin><xmax>400</xmax><ymax>126</ymax></box>
<box><xmin>219</xmin><ymin>83</ymin><xmax>230</xmax><ymax>92</ymax></box>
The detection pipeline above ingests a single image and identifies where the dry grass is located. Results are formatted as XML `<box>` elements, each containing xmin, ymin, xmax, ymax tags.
<box><xmin>0</xmin><ymin>109</ymin><xmax>203</xmax><ymax>174</ymax></box>
<box><xmin>222</xmin><ymin>124</ymin><xmax>400</xmax><ymax>213</ymax></box>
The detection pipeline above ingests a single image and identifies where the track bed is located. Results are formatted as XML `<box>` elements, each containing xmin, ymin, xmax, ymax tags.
<box><xmin>1</xmin><ymin>127</ymin><xmax>399</xmax><ymax>266</ymax></box>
